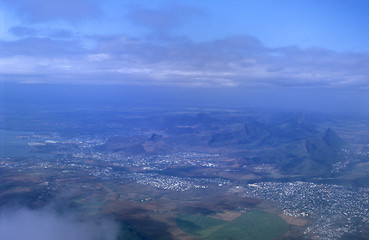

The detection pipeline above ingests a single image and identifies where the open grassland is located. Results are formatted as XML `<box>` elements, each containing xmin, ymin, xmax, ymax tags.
<box><xmin>177</xmin><ymin>209</ymin><xmax>288</xmax><ymax>240</ymax></box>
<box><xmin>176</xmin><ymin>214</ymin><xmax>227</xmax><ymax>238</ymax></box>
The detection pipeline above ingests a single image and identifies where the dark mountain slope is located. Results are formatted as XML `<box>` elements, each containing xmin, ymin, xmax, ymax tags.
<box><xmin>97</xmin><ymin>133</ymin><xmax>173</xmax><ymax>154</ymax></box>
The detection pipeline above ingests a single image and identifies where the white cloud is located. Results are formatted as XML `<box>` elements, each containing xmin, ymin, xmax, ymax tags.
<box><xmin>0</xmin><ymin>207</ymin><xmax>119</xmax><ymax>240</ymax></box>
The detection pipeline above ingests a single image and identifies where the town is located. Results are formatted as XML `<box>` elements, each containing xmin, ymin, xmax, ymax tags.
<box><xmin>2</xmin><ymin>134</ymin><xmax>369</xmax><ymax>239</ymax></box>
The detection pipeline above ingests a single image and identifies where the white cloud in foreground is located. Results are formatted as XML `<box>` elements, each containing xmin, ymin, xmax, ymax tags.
<box><xmin>0</xmin><ymin>208</ymin><xmax>119</xmax><ymax>240</ymax></box>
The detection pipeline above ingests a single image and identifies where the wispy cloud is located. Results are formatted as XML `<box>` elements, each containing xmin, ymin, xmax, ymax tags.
<box><xmin>126</xmin><ymin>4</ymin><xmax>205</xmax><ymax>33</ymax></box>
<box><xmin>10</xmin><ymin>26</ymin><xmax>74</xmax><ymax>39</ymax></box>
<box><xmin>1</xmin><ymin>0</ymin><xmax>102</xmax><ymax>22</ymax></box>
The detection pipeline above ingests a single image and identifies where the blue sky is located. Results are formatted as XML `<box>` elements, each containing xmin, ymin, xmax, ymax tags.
<box><xmin>0</xmin><ymin>0</ymin><xmax>369</xmax><ymax>91</ymax></box>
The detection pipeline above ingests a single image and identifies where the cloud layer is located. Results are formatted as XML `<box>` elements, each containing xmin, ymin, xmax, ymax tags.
<box><xmin>1</xmin><ymin>33</ymin><xmax>368</xmax><ymax>89</ymax></box>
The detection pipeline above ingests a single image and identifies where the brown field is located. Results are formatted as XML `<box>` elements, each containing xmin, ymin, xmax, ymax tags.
<box><xmin>212</xmin><ymin>210</ymin><xmax>242</xmax><ymax>222</ymax></box>
<box><xmin>279</xmin><ymin>214</ymin><xmax>308</xmax><ymax>227</ymax></box>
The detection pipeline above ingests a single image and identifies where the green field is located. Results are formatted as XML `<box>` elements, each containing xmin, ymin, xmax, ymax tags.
<box><xmin>176</xmin><ymin>214</ymin><xmax>227</xmax><ymax>238</ymax></box>
<box><xmin>177</xmin><ymin>209</ymin><xmax>288</xmax><ymax>240</ymax></box>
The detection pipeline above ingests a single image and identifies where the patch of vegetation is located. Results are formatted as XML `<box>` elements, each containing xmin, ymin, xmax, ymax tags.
<box><xmin>177</xmin><ymin>209</ymin><xmax>288</xmax><ymax>240</ymax></box>
<box><xmin>208</xmin><ymin>210</ymin><xmax>288</xmax><ymax>240</ymax></box>
<box><xmin>176</xmin><ymin>214</ymin><xmax>227</xmax><ymax>238</ymax></box>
